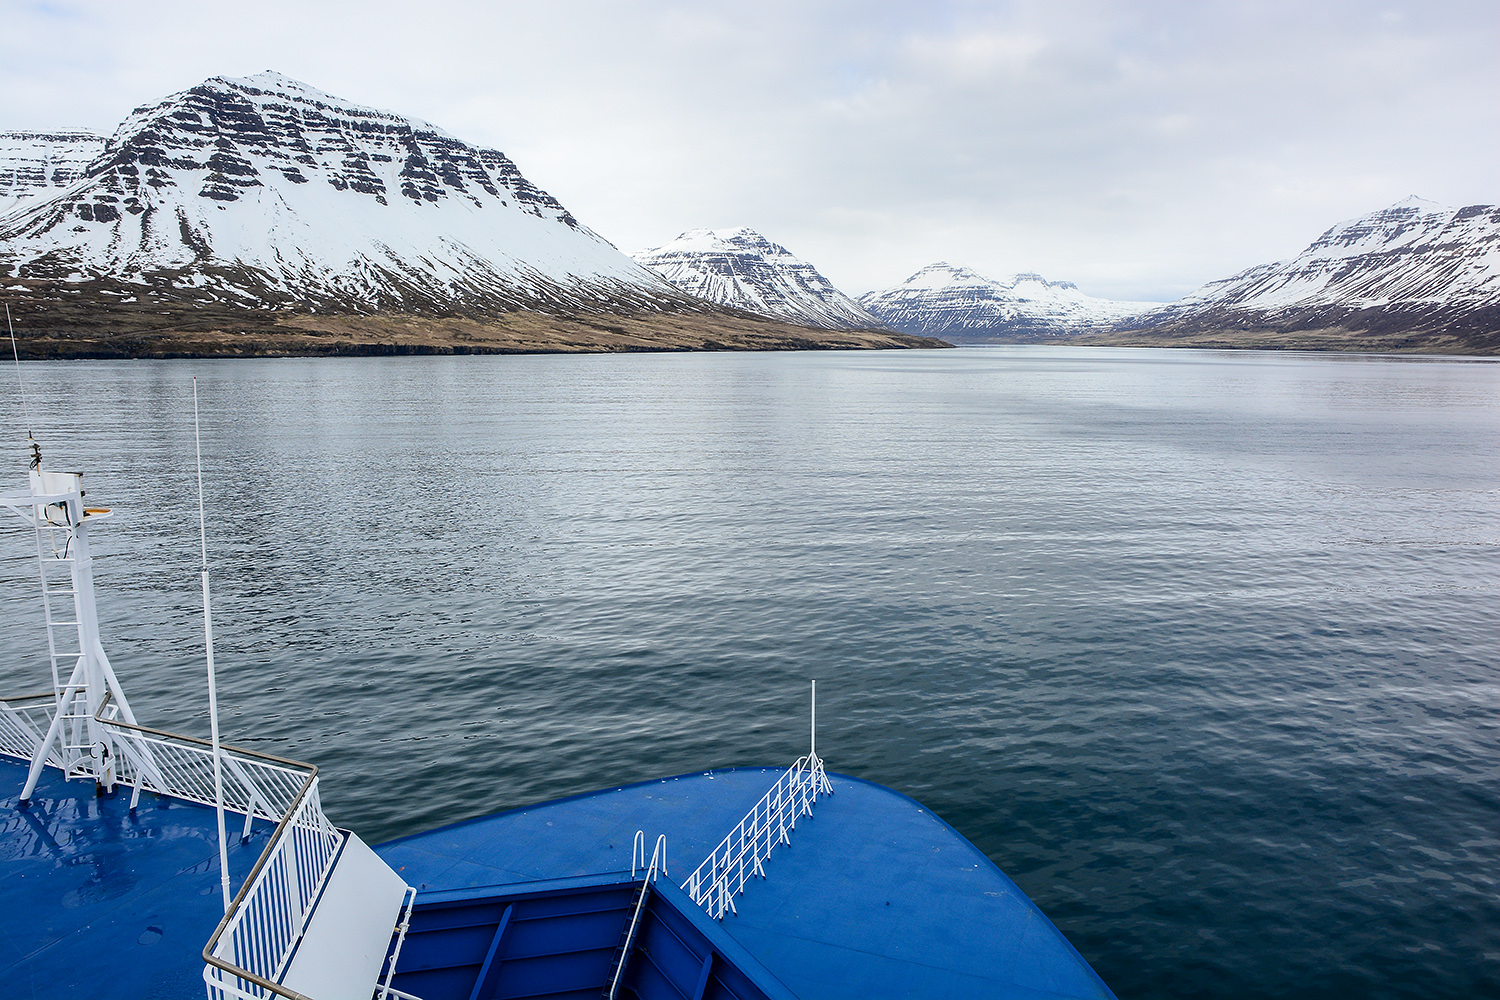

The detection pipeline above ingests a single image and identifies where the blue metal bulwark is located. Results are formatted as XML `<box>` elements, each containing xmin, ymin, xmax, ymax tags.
<box><xmin>383</xmin><ymin>873</ymin><xmax>789</xmax><ymax>1000</ymax></box>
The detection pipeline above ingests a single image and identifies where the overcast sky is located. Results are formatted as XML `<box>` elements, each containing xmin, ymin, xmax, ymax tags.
<box><xmin>3</xmin><ymin>0</ymin><xmax>1496</xmax><ymax>300</ymax></box>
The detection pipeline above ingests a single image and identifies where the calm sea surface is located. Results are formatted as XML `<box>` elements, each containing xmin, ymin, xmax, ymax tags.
<box><xmin>1</xmin><ymin>347</ymin><xmax>1497</xmax><ymax>998</ymax></box>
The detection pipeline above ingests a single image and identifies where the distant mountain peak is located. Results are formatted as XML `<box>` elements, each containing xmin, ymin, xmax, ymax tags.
<box><xmin>862</xmin><ymin>264</ymin><xmax>1154</xmax><ymax>341</ymax></box>
<box><xmin>900</xmin><ymin>262</ymin><xmax>991</xmax><ymax>288</ymax></box>
<box><xmin>635</xmin><ymin>228</ymin><xmax>877</xmax><ymax>330</ymax></box>
<box><xmin>1389</xmin><ymin>194</ymin><xmax>1446</xmax><ymax>211</ymax></box>
<box><xmin>0</xmin><ymin>72</ymin><xmax>683</xmax><ymax>315</ymax></box>
<box><xmin>1138</xmin><ymin>199</ymin><xmax>1500</xmax><ymax>333</ymax></box>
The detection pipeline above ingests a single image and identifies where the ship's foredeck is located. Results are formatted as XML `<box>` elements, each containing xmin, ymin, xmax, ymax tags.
<box><xmin>0</xmin><ymin>755</ymin><xmax>271</xmax><ymax>999</ymax></box>
<box><xmin>376</xmin><ymin>768</ymin><xmax>1115</xmax><ymax>1000</ymax></box>
<box><xmin>1</xmin><ymin>757</ymin><xmax>1114</xmax><ymax>1000</ymax></box>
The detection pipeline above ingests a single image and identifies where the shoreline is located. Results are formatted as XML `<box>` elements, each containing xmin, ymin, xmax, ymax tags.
<box><xmin>1</xmin><ymin>286</ymin><xmax>953</xmax><ymax>359</ymax></box>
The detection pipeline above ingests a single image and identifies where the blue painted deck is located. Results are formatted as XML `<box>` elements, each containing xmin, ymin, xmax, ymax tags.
<box><xmin>377</xmin><ymin>768</ymin><xmax>1116</xmax><ymax>1000</ymax></box>
<box><xmin>0</xmin><ymin>755</ymin><xmax>272</xmax><ymax>1000</ymax></box>
<box><xmin>1</xmin><ymin>755</ymin><xmax>1115</xmax><ymax>999</ymax></box>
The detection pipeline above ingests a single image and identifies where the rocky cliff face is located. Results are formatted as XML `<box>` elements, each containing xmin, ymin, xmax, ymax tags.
<box><xmin>0</xmin><ymin>130</ymin><xmax>106</xmax><ymax>216</ymax></box>
<box><xmin>860</xmin><ymin>263</ymin><xmax>1154</xmax><ymax>341</ymax></box>
<box><xmin>1129</xmin><ymin>198</ymin><xmax>1500</xmax><ymax>341</ymax></box>
<box><xmin>635</xmin><ymin>228</ymin><xmax>877</xmax><ymax>329</ymax></box>
<box><xmin>0</xmin><ymin>72</ymin><xmax>686</xmax><ymax>315</ymax></box>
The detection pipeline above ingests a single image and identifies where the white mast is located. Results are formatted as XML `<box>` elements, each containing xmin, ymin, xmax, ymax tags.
<box><xmin>810</xmin><ymin>679</ymin><xmax>817</xmax><ymax>762</ymax></box>
<box><xmin>6</xmin><ymin>445</ymin><xmax>144</xmax><ymax>804</ymax></box>
<box><xmin>194</xmin><ymin>378</ymin><xmax>233</xmax><ymax>912</ymax></box>
<box><xmin>5</xmin><ymin>301</ymin><xmax>135</xmax><ymax>803</ymax></box>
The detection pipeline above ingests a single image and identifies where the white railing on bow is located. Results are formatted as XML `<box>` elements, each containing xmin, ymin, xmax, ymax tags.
<box><xmin>681</xmin><ymin>753</ymin><xmax>833</xmax><ymax>920</ymax></box>
<box><xmin>88</xmin><ymin>707</ymin><xmax>343</xmax><ymax>1000</ymax></box>
<box><xmin>0</xmin><ymin>691</ymin><xmax>63</xmax><ymax>769</ymax></box>
<box><xmin>0</xmin><ymin>688</ymin><xmax>345</xmax><ymax>1000</ymax></box>
<box><xmin>202</xmin><ymin>777</ymin><xmax>343</xmax><ymax>1000</ymax></box>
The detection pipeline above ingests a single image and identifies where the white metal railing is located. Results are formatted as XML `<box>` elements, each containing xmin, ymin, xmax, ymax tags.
<box><xmin>0</xmin><ymin>688</ymin><xmax>345</xmax><ymax>1000</ymax></box>
<box><xmin>202</xmin><ymin>778</ymin><xmax>343</xmax><ymax>1000</ymax></box>
<box><xmin>0</xmin><ymin>691</ymin><xmax>63</xmax><ymax>768</ymax></box>
<box><xmin>681</xmin><ymin>754</ymin><xmax>833</xmax><ymax>920</ymax></box>
<box><xmin>102</xmin><ymin>717</ymin><xmax>310</xmax><ymax>831</ymax></box>
<box><xmin>83</xmin><ymin>706</ymin><xmax>345</xmax><ymax>1000</ymax></box>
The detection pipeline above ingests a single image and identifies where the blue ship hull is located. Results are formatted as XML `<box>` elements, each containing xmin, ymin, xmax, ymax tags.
<box><xmin>2</xmin><ymin>754</ymin><xmax>1114</xmax><ymax>999</ymax></box>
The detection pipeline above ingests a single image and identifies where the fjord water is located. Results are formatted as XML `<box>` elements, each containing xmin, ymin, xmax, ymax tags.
<box><xmin>2</xmin><ymin>347</ymin><xmax>1496</xmax><ymax>998</ymax></box>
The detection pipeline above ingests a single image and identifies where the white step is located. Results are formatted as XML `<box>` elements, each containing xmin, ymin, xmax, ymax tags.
<box><xmin>279</xmin><ymin>833</ymin><xmax>409</xmax><ymax>1000</ymax></box>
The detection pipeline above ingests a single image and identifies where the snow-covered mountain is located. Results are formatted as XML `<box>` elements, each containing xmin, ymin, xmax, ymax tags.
<box><xmin>859</xmin><ymin>263</ymin><xmax>1155</xmax><ymax>341</ymax></box>
<box><xmin>0</xmin><ymin>130</ymin><xmax>106</xmax><ymax>217</ymax></box>
<box><xmin>1132</xmin><ymin>197</ymin><xmax>1500</xmax><ymax>335</ymax></box>
<box><xmin>0</xmin><ymin>72</ymin><xmax>685</xmax><ymax>314</ymax></box>
<box><xmin>635</xmin><ymin>228</ymin><xmax>877</xmax><ymax>329</ymax></box>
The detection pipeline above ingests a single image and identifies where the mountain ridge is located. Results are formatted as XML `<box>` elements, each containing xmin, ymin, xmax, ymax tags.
<box><xmin>859</xmin><ymin>262</ymin><xmax>1156</xmax><ymax>341</ymax></box>
<box><xmin>635</xmin><ymin>228</ymin><xmax>879</xmax><ymax>330</ymax></box>
<box><xmin>0</xmin><ymin>72</ymin><xmax>951</xmax><ymax>356</ymax></box>
<box><xmin>1</xmin><ymin>73</ymin><xmax>1493</xmax><ymax>356</ymax></box>
<box><xmin>1099</xmin><ymin>197</ymin><xmax>1500</xmax><ymax>353</ymax></box>
<box><xmin>0</xmin><ymin>129</ymin><xmax>106</xmax><ymax>217</ymax></box>
<box><xmin>0</xmin><ymin>71</ymin><xmax>688</xmax><ymax>317</ymax></box>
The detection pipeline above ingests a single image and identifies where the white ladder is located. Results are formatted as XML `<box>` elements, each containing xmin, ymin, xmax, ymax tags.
<box><xmin>33</xmin><ymin>506</ymin><xmax>105</xmax><ymax>777</ymax></box>
<box><xmin>2</xmin><ymin>458</ymin><xmax>144</xmax><ymax>804</ymax></box>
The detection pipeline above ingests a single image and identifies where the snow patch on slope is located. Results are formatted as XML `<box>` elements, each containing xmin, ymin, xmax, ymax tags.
<box><xmin>0</xmin><ymin>130</ymin><xmax>106</xmax><ymax>217</ymax></box>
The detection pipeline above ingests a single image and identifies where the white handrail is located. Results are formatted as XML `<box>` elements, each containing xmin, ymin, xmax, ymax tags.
<box><xmin>202</xmin><ymin>784</ymin><xmax>343</xmax><ymax>1000</ymax></box>
<box><xmin>0</xmin><ymin>693</ymin><xmax>62</xmax><ymax>768</ymax></box>
<box><xmin>375</xmin><ymin>886</ymin><xmax>419</xmax><ymax>1000</ymax></box>
<box><xmin>608</xmin><ymin>834</ymin><xmax>667</xmax><ymax>1000</ymax></box>
<box><xmin>681</xmin><ymin>755</ymin><xmax>832</xmax><ymax>920</ymax></box>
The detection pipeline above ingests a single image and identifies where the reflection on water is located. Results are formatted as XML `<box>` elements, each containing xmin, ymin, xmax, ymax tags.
<box><xmin>1</xmin><ymin>347</ymin><xmax>1497</xmax><ymax>999</ymax></box>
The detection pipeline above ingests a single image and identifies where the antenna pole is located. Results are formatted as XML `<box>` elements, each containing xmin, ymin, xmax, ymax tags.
<box><xmin>6</xmin><ymin>302</ymin><xmax>34</xmax><ymax>440</ymax></box>
<box><xmin>195</xmin><ymin>378</ymin><xmax>232</xmax><ymax>912</ymax></box>
<box><xmin>810</xmin><ymin>679</ymin><xmax>816</xmax><ymax>760</ymax></box>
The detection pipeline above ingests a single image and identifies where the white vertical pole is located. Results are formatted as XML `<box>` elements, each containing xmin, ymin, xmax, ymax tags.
<box><xmin>810</xmin><ymin>679</ymin><xmax>816</xmax><ymax>760</ymax></box>
<box><xmin>195</xmin><ymin>378</ymin><xmax>233</xmax><ymax>913</ymax></box>
<box><xmin>6</xmin><ymin>302</ymin><xmax>34</xmax><ymax>438</ymax></box>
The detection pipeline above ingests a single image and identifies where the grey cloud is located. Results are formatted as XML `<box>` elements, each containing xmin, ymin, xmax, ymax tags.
<box><xmin>0</xmin><ymin>0</ymin><xmax>1494</xmax><ymax>300</ymax></box>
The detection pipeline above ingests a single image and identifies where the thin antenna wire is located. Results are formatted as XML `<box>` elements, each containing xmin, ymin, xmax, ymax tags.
<box><xmin>6</xmin><ymin>303</ymin><xmax>34</xmax><ymax>440</ymax></box>
<box><xmin>194</xmin><ymin>379</ymin><xmax>210</xmax><ymax>570</ymax></box>
<box><xmin>195</xmin><ymin>377</ymin><xmax>232</xmax><ymax>912</ymax></box>
<box><xmin>811</xmin><ymin>679</ymin><xmax>817</xmax><ymax>761</ymax></box>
